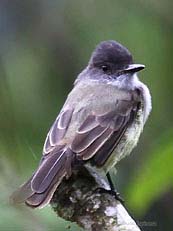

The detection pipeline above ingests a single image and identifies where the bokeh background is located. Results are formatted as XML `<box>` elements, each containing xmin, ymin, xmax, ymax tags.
<box><xmin>0</xmin><ymin>0</ymin><xmax>173</xmax><ymax>230</ymax></box>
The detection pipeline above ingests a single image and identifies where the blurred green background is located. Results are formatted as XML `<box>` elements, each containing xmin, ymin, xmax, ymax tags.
<box><xmin>0</xmin><ymin>0</ymin><xmax>173</xmax><ymax>230</ymax></box>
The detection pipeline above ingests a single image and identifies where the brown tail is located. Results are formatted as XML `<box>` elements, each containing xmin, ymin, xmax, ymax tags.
<box><xmin>11</xmin><ymin>148</ymin><xmax>74</xmax><ymax>208</ymax></box>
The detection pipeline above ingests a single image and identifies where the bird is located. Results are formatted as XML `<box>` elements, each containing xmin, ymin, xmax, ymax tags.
<box><xmin>11</xmin><ymin>40</ymin><xmax>152</xmax><ymax>208</ymax></box>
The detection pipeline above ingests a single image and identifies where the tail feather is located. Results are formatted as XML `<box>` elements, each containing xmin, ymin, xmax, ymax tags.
<box><xmin>31</xmin><ymin>149</ymin><xmax>66</xmax><ymax>193</ymax></box>
<box><xmin>10</xmin><ymin>175</ymin><xmax>34</xmax><ymax>204</ymax></box>
<box><xmin>26</xmin><ymin>171</ymin><xmax>66</xmax><ymax>208</ymax></box>
<box><xmin>11</xmin><ymin>148</ymin><xmax>74</xmax><ymax>208</ymax></box>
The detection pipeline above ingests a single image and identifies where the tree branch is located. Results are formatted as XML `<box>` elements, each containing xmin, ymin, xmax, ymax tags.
<box><xmin>51</xmin><ymin>167</ymin><xmax>141</xmax><ymax>231</ymax></box>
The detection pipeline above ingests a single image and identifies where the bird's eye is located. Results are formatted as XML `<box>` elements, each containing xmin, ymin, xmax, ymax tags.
<box><xmin>101</xmin><ymin>65</ymin><xmax>109</xmax><ymax>73</ymax></box>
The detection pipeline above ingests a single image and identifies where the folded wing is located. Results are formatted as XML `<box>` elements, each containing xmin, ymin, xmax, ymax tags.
<box><xmin>11</xmin><ymin>108</ymin><xmax>74</xmax><ymax>208</ymax></box>
<box><xmin>71</xmin><ymin>99</ymin><xmax>139</xmax><ymax>166</ymax></box>
<box><xmin>11</xmin><ymin>92</ymin><xmax>140</xmax><ymax>208</ymax></box>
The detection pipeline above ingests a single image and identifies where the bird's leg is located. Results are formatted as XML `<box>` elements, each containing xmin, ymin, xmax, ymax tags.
<box><xmin>95</xmin><ymin>172</ymin><xmax>124</xmax><ymax>204</ymax></box>
<box><xmin>106</xmin><ymin>172</ymin><xmax>115</xmax><ymax>191</ymax></box>
<box><xmin>85</xmin><ymin>165</ymin><xmax>124</xmax><ymax>203</ymax></box>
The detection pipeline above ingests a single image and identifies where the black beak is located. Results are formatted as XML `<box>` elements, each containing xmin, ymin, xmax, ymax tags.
<box><xmin>124</xmin><ymin>64</ymin><xmax>145</xmax><ymax>73</ymax></box>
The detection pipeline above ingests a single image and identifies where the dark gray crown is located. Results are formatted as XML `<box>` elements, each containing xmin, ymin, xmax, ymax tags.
<box><xmin>90</xmin><ymin>40</ymin><xmax>133</xmax><ymax>71</ymax></box>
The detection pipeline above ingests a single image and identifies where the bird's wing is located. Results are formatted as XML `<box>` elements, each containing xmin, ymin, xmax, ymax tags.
<box><xmin>11</xmin><ymin>108</ymin><xmax>74</xmax><ymax>208</ymax></box>
<box><xmin>11</xmin><ymin>94</ymin><xmax>140</xmax><ymax>208</ymax></box>
<box><xmin>30</xmin><ymin>98</ymin><xmax>138</xmax><ymax>197</ymax></box>
<box><xmin>71</xmin><ymin>98</ymin><xmax>139</xmax><ymax>167</ymax></box>
<box><xmin>43</xmin><ymin>108</ymin><xmax>74</xmax><ymax>155</ymax></box>
<box><xmin>29</xmin><ymin>108</ymin><xmax>74</xmax><ymax>193</ymax></box>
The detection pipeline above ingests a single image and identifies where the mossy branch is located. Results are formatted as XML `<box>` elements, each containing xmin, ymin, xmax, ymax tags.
<box><xmin>51</xmin><ymin>167</ymin><xmax>141</xmax><ymax>231</ymax></box>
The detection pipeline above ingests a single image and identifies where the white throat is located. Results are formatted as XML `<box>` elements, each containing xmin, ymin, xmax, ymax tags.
<box><xmin>108</xmin><ymin>73</ymin><xmax>152</xmax><ymax>123</ymax></box>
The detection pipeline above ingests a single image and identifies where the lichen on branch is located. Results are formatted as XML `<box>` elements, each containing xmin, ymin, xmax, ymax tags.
<box><xmin>51</xmin><ymin>167</ymin><xmax>141</xmax><ymax>231</ymax></box>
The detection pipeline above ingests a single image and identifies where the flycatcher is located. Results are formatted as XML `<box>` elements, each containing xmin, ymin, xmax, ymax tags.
<box><xmin>11</xmin><ymin>40</ymin><xmax>152</xmax><ymax>208</ymax></box>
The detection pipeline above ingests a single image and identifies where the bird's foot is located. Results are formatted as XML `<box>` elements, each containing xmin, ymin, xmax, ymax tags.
<box><xmin>94</xmin><ymin>187</ymin><xmax>125</xmax><ymax>204</ymax></box>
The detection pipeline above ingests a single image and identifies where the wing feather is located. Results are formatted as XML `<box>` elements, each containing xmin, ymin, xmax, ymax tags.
<box><xmin>43</xmin><ymin>108</ymin><xmax>73</xmax><ymax>154</ymax></box>
<box><xmin>78</xmin><ymin>114</ymin><xmax>99</xmax><ymax>133</ymax></box>
<box><xmin>71</xmin><ymin>99</ymin><xmax>139</xmax><ymax>166</ymax></box>
<box><xmin>78</xmin><ymin>127</ymin><xmax>114</xmax><ymax>160</ymax></box>
<box><xmin>71</xmin><ymin>125</ymin><xmax>108</xmax><ymax>153</ymax></box>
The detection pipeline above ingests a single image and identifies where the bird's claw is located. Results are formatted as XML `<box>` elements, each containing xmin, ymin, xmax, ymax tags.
<box><xmin>94</xmin><ymin>187</ymin><xmax>125</xmax><ymax>204</ymax></box>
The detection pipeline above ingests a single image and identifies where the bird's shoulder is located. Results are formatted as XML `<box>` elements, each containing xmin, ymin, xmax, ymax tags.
<box><xmin>65</xmin><ymin>80</ymin><xmax>140</xmax><ymax>110</ymax></box>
